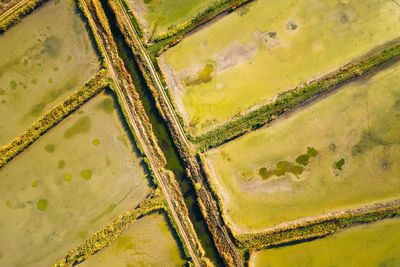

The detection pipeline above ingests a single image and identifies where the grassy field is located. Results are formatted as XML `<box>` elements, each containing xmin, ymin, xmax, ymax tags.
<box><xmin>205</xmin><ymin>61</ymin><xmax>400</xmax><ymax>231</ymax></box>
<box><xmin>127</xmin><ymin>0</ymin><xmax>215</xmax><ymax>40</ymax></box>
<box><xmin>161</xmin><ymin>0</ymin><xmax>400</xmax><ymax>135</ymax></box>
<box><xmin>0</xmin><ymin>0</ymin><xmax>99</xmax><ymax>146</ymax></box>
<box><xmin>81</xmin><ymin>212</ymin><xmax>186</xmax><ymax>266</ymax></box>
<box><xmin>252</xmin><ymin>217</ymin><xmax>400</xmax><ymax>267</ymax></box>
<box><xmin>0</xmin><ymin>93</ymin><xmax>151</xmax><ymax>266</ymax></box>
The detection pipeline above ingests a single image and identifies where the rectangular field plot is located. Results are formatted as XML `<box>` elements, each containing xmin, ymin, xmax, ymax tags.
<box><xmin>0</xmin><ymin>0</ymin><xmax>100</xmax><ymax>146</ymax></box>
<box><xmin>161</xmin><ymin>0</ymin><xmax>400</xmax><ymax>135</ymax></box>
<box><xmin>252</xmin><ymin>217</ymin><xmax>400</xmax><ymax>267</ymax></box>
<box><xmin>0</xmin><ymin>93</ymin><xmax>152</xmax><ymax>266</ymax></box>
<box><xmin>205</xmin><ymin>61</ymin><xmax>400</xmax><ymax>231</ymax></box>
<box><xmin>81</xmin><ymin>212</ymin><xmax>186</xmax><ymax>266</ymax></box>
<box><xmin>127</xmin><ymin>0</ymin><xmax>215</xmax><ymax>39</ymax></box>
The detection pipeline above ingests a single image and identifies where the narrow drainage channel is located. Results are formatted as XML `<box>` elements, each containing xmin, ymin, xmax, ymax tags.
<box><xmin>100</xmin><ymin>1</ymin><xmax>224</xmax><ymax>265</ymax></box>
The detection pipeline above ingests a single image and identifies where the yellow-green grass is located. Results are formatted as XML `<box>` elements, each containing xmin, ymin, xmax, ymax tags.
<box><xmin>0</xmin><ymin>93</ymin><xmax>151</xmax><ymax>266</ymax></box>
<box><xmin>127</xmin><ymin>0</ymin><xmax>215</xmax><ymax>40</ymax></box>
<box><xmin>162</xmin><ymin>0</ymin><xmax>400</xmax><ymax>136</ymax></box>
<box><xmin>252</xmin><ymin>217</ymin><xmax>400</xmax><ymax>267</ymax></box>
<box><xmin>0</xmin><ymin>0</ymin><xmax>100</xmax><ymax>146</ymax></box>
<box><xmin>205</xmin><ymin>61</ymin><xmax>400</xmax><ymax>231</ymax></box>
<box><xmin>80</xmin><ymin>212</ymin><xmax>186</xmax><ymax>266</ymax></box>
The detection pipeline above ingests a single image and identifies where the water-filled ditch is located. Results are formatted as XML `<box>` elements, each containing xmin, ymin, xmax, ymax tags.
<box><xmin>100</xmin><ymin>0</ymin><xmax>223</xmax><ymax>264</ymax></box>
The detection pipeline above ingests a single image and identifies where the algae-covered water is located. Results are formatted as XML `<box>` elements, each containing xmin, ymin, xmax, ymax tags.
<box><xmin>81</xmin><ymin>212</ymin><xmax>186</xmax><ymax>266</ymax></box>
<box><xmin>163</xmin><ymin>0</ymin><xmax>400</xmax><ymax>135</ymax></box>
<box><xmin>0</xmin><ymin>93</ymin><xmax>152</xmax><ymax>266</ymax></box>
<box><xmin>0</xmin><ymin>0</ymin><xmax>99</xmax><ymax>146</ymax></box>
<box><xmin>206</xmin><ymin>60</ymin><xmax>400</xmax><ymax>231</ymax></box>
<box><xmin>127</xmin><ymin>0</ymin><xmax>215</xmax><ymax>39</ymax></box>
<box><xmin>253</xmin><ymin>217</ymin><xmax>400</xmax><ymax>267</ymax></box>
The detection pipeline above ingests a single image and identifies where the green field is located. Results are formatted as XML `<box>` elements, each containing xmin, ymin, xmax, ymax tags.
<box><xmin>0</xmin><ymin>0</ymin><xmax>99</xmax><ymax>146</ymax></box>
<box><xmin>161</xmin><ymin>0</ymin><xmax>400</xmax><ymax>135</ymax></box>
<box><xmin>127</xmin><ymin>0</ymin><xmax>215</xmax><ymax>40</ymax></box>
<box><xmin>81</xmin><ymin>212</ymin><xmax>186</xmax><ymax>266</ymax></box>
<box><xmin>253</xmin><ymin>217</ymin><xmax>400</xmax><ymax>267</ymax></box>
<box><xmin>205</xmin><ymin>61</ymin><xmax>400</xmax><ymax>231</ymax></box>
<box><xmin>0</xmin><ymin>93</ymin><xmax>151</xmax><ymax>266</ymax></box>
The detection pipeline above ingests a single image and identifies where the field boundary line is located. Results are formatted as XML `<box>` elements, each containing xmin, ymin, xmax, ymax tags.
<box><xmin>0</xmin><ymin>71</ymin><xmax>108</xmax><ymax>169</ymax></box>
<box><xmin>0</xmin><ymin>0</ymin><xmax>111</xmax><ymax>169</ymax></box>
<box><xmin>111</xmin><ymin>0</ymin><xmax>245</xmax><ymax>265</ymax></box>
<box><xmin>0</xmin><ymin>0</ymin><xmax>49</xmax><ymax>33</ymax></box>
<box><xmin>146</xmin><ymin>0</ymin><xmax>255</xmax><ymax>56</ymax></box>
<box><xmin>199</xmin><ymin>151</ymin><xmax>400</xmax><ymax>258</ymax></box>
<box><xmin>191</xmin><ymin>38</ymin><xmax>400</xmax><ymax>150</ymax></box>
<box><xmin>236</xmin><ymin>199</ymin><xmax>400</xmax><ymax>251</ymax></box>
<box><xmin>113</xmin><ymin>0</ymin><xmax>192</xmax><ymax>151</ymax></box>
<box><xmin>0</xmin><ymin>0</ymin><xmax>29</xmax><ymax>21</ymax></box>
<box><xmin>53</xmin><ymin>190</ymin><xmax>167</xmax><ymax>266</ymax></box>
<box><xmin>78</xmin><ymin>0</ymin><xmax>204</xmax><ymax>265</ymax></box>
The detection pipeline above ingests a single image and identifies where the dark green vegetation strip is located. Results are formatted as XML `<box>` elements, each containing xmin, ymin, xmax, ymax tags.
<box><xmin>236</xmin><ymin>204</ymin><xmax>400</xmax><ymax>251</ymax></box>
<box><xmin>54</xmin><ymin>191</ymin><xmax>167</xmax><ymax>266</ymax></box>
<box><xmin>0</xmin><ymin>0</ymin><xmax>49</xmax><ymax>33</ymax></box>
<box><xmin>194</xmin><ymin>40</ymin><xmax>400</xmax><ymax>150</ymax></box>
<box><xmin>0</xmin><ymin>71</ymin><xmax>109</xmax><ymax>168</ymax></box>
<box><xmin>148</xmin><ymin>0</ymin><xmax>254</xmax><ymax>56</ymax></box>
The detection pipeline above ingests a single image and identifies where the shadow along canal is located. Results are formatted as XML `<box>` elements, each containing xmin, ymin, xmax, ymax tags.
<box><xmin>99</xmin><ymin>0</ymin><xmax>224</xmax><ymax>265</ymax></box>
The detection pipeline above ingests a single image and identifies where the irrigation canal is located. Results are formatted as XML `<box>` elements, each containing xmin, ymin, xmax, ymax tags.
<box><xmin>100</xmin><ymin>1</ymin><xmax>224</xmax><ymax>265</ymax></box>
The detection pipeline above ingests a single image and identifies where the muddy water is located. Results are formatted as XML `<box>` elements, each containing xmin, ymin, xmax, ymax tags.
<box><xmin>0</xmin><ymin>93</ymin><xmax>152</xmax><ymax>266</ymax></box>
<box><xmin>81</xmin><ymin>212</ymin><xmax>186</xmax><ymax>266</ymax></box>
<box><xmin>0</xmin><ymin>0</ymin><xmax>100</xmax><ymax>146</ymax></box>
<box><xmin>100</xmin><ymin>0</ymin><xmax>223</xmax><ymax>264</ymax></box>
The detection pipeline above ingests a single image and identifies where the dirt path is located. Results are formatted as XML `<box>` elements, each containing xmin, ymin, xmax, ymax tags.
<box><xmin>79</xmin><ymin>0</ymin><xmax>201</xmax><ymax>266</ymax></box>
<box><xmin>112</xmin><ymin>0</ymin><xmax>244</xmax><ymax>265</ymax></box>
<box><xmin>0</xmin><ymin>0</ymin><xmax>29</xmax><ymax>22</ymax></box>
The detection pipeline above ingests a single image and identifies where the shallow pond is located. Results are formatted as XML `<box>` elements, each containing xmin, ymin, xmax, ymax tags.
<box><xmin>253</xmin><ymin>217</ymin><xmax>400</xmax><ymax>267</ymax></box>
<box><xmin>0</xmin><ymin>0</ymin><xmax>99</xmax><ymax>146</ymax></box>
<box><xmin>80</xmin><ymin>212</ymin><xmax>186</xmax><ymax>266</ymax></box>
<box><xmin>163</xmin><ymin>0</ymin><xmax>400</xmax><ymax>135</ymax></box>
<box><xmin>0</xmin><ymin>92</ymin><xmax>152</xmax><ymax>266</ymax></box>
<box><xmin>127</xmin><ymin>0</ymin><xmax>215</xmax><ymax>39</ymax></box>
<box><xmin>206</xmin><ymin>60</ymin><xmax>400</xmax><ymax>231</ymax></box>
